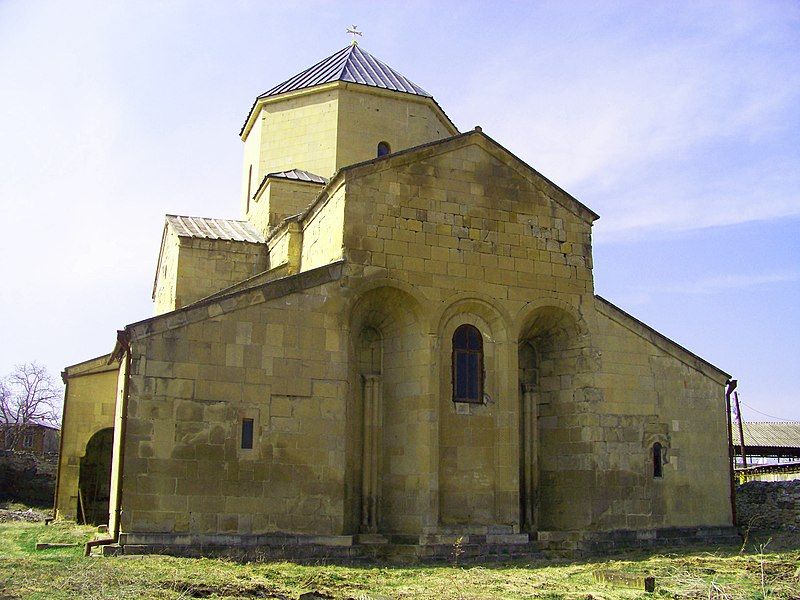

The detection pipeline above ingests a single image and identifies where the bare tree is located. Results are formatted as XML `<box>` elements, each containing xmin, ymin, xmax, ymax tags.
<box><xmin>0</xmin><ymin>363</ymin><xmax>62</xmax><ymax>449</ymax></box>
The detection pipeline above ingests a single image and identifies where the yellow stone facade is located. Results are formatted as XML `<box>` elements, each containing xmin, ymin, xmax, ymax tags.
<box><xmin>57</xmin><ymin>45</ymin><xmax>735</xmax><ymax>556</ymax></box>
<box><xmin>56</xmin><ymin>355</ymin><xmax>119</xmax><ymax>521</ymax></box>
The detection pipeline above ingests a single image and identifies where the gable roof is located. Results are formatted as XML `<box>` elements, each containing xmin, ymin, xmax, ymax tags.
<box><xmin>266</xmin><ymin>169</ymin><xmax>328</xmax><ymax>184</ymax></box>
<box><xmin>742</xmin><ymin>422</ymin><xmax>800</xmax><ymax>449</ymax></box>
<box><xmin>259</xmin><ymin>44</ymin><xmax>432</xmax><ymax>100</ymax></box>
<box><xmin>316</xmin><ymin>128</ymin><xmax>600</xmax><ymax>224</ymax></box>
<box><xmin>165</xmin><ymin>215</ymin><xmax>265</xmax><ymax>243</ymax></box>
<box><xmin>151</xmin><ymin>216</ymin><xmax>266</xmax><ymax>301</ymax></box>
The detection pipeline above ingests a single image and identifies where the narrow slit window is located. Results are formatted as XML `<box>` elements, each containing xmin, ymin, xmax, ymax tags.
<box><xmin>377</xmin><ymin>141</ymin><xmax>391</xmax><ymax>157</ymax></box>
<box><xmin>452</xmin><ymin>324</ymin><xmax>484</xmax><ymax>403</ymax></box>
<box><xmin>241</xmin><ymin>418</ymin><xmax>254</xmax><ymax>450</ymax></box>
<box><xmin>653</xmin><ymin>442</ymin><xmax>663</xmax><ymax>478</ymax></box>
<box><xmin>246</xmin><ymin>164</ymin><xmax>253</xmax><ymax>213</ymax></box>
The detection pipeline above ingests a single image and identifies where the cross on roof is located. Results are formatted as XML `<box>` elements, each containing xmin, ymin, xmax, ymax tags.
<box><xmin>346</xmin><ymin>25</ymin><xmax>363</xmax><ymax>44</ymax></box>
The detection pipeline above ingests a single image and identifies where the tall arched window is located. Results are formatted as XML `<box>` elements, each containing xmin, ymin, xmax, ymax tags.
<box><xmin>377</xmin><ymin>141</ymin><xmax>391</xmax><ymax>157</ymax></box>
<box><xmin>653</xmin><ymin>442</ymin><xmax>663</xmax><ymax>478</ymax></box>
<box><xmin>452</xmin><ymin>324</ymin><xmax>484</xmax><ymax>403</ymax></box>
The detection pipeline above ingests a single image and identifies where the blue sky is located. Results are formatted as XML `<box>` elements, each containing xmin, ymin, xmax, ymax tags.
<box><xmin>0</xmin><ymin>1</ymin><xmax>797</xmax><ymax>421</ymax></box>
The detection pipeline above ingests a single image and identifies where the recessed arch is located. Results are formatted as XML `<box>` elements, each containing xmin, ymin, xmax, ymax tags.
<box><xmin>514</xmin><ymin>297</ymin><xmax>586</xmax><ymax>343</ymax></box>
<box><xmin>347</xmin><ymin>283</ymin><xmax>433</xmax><ymax>535</ymax></box>
<box><xmin>516</xmin><ymin>301</ymin><xmax>591</xmax><ymax>533</ymax></box>
<box><xmin>78</xmin><ymin>427</ymin><xmax>114</xmax><ymax>525</ymax></box>
<box><xmin>436</xmin><ymin>293</ymin><xmax>512</xmax><ymax>345</ymax></box>
<box><xmin>436</xmin><ymin>296</ymin><xmax>511</xmax><ymax>528</ymax></box>
<box><xmin>377</xmin><ymin>141</ymin><xmax>391</xmax><ymax>157</ymax></box>
<box><xmin>346</xmin><ymin>278</ymin><xmax>433</xmax><ymax>335</ymax></box>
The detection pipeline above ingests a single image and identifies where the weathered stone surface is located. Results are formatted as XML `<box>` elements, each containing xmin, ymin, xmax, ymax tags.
<box><xmin>737</xmin><ymin>480</ymin><xmax>800</xmax><ymax>531</ymax></box>
<box><xmin>57</xmin><ymin>46</ymin><xmax>735</xmax><ymax>560</ymax></box>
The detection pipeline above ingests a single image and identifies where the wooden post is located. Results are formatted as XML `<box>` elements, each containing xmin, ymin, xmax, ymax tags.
<box><xmin>725</xmin><ymin>379</ymin><xmax>738</xmax><ymax>525</ymax></box>
<box><xmin>77</xmin><ymin>488</ymin><xmax>87</xmax><ymax>525</ymax></box>
<box><xmin>733</xmin><ymin>391</ymin><xmax>748</xmax><ymax>468</ymax></box>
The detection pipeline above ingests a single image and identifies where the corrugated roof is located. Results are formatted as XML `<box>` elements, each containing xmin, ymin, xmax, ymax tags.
<box><xmin>165</xmin><ymin>215</ymin><xmax>265</xmax><ymax>243</ymax></box>
<box><xmin>267</xmin><ymin>169</ymin><xmax>327</xmax><ymax>184</ymax></box>
<box><xmin>742</xmin><ymin>422</ymin><xmax>800</xmax><ymax>448</ymax></box>
<box><xmin>258</xmin><ymin>44</ymin><xmax>432</xmax><ymax>99</ymax></box>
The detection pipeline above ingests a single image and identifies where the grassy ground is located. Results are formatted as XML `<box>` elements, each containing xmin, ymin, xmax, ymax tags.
<box><xmin>0</xmin><ymin>521</ymin><xmax>798</xmax><ymax>599</ymax></box>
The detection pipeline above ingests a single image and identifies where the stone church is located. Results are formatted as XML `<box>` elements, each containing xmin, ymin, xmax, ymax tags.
<box><xmin>56</xmin><ymin>44</ymin><xmax>736</xmax><ymax>557</ymax></box>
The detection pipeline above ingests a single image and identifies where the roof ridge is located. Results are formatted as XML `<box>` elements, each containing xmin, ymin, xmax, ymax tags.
<box><xmin>164</xmin><ymin>214</ymin><xmax>264</xmax><ymax>243</ymax></box>
<box><xmin>241</xmin><ymin>45</ymin><xmax>442</xmax><ymax>137</ymax></box>
<box><xmin>256</xmin><ymin>45</ymin><xmax>432</xmax><ymax>100</ymax></box>
<box><xmin>335</xmin><ymin>44</ymin><xmax>356</xmax><ymax>81</ymax></box>
<box><xmin>165</xmin><ymin>213</ymin><xmax>250</xmax><ymax>223</ymax></box>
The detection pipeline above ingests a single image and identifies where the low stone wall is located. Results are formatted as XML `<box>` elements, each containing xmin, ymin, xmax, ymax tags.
<box><xmin>0</xmin><ymin>450</ymin><xmax>57</xmax><ymax>508</ymax></box>
<box><xmin>736</xmin><ymin>480</ymin><xmax>800</xmax><ymax>531</ymax></box>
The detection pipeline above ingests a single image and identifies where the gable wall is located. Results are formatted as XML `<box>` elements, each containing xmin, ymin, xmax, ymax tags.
<box><xmin>342</xmin><ymin>140</ymin><xmax>594</xmax><ymax>305</ymax></box>
<box><xmin>56</xmin><ymin>365</ymin><xmax>119</xmax><ymax>520</ymax></box>
<box><xmin>340</xmin><ymin>139</ymin><xmax>599</xmax><ymax>533</ymax></box>
<box><xmin>155</xmin><ymin>236</ymin><xmax>268</xmax><ymax>314</ymax></box>
<box><xmin>247</xmin><ymin>178</ymin><xmax>321</xmax><ymax>238</ymax></box>
<box><xmin>153</xmin><ymin>227</ymin><xmax>181</xmax><ymax>315</ymax></box>
<box><xmin>592</xmin><ymin>308</ymin><xmax>731</xmax><ymax>530</ymax></box>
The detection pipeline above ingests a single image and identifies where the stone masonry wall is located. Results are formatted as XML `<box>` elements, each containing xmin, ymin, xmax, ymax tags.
<box><xmin>0</xmin><ymin>450</ymin><xmax>57</xmax><ymax>508</ymax></box>
<box><xmin>341</xmin><ymin>134</ymin><xmax>599</xmax><ymax>533</ymax></box>
<box><xmin>120</xmin><ymin>269</ymin><xmax>349</xmax><ymax>539</ymax></box>
<box><xmin>592</xmin><ymin>304</ymin><xmax>731</xmax><ymax>531</ymax></box>
<box><xmin>737</xmin><ymin>480</ymin><xmax>800</xmax><ymax>531</ymax></box>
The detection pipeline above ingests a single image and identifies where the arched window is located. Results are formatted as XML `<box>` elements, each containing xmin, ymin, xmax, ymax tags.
<box><xmin>377</xmin><ymin>141</ymin><xmax>391</xmax><ymax>157</ymax></box>
<box><xmin>653</xmin><ymin>442</ymin><xmax>663</xmax><ymax>478</ymax></box>
<box><xmin>452</xmin><ymin>324</ymin><xmax>484</xmax><ymax>403</ymax></box>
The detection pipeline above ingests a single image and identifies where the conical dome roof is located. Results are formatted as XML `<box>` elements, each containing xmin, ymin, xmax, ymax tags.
<box><xmin>258</xmin><ymin>44</ymin><xmax>432</xmax><ymax>99</ymax></box>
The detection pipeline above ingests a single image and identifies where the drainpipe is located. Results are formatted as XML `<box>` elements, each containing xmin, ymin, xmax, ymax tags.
<box><xmin>85</xmin><ymin>330</ymin><xmax>131</xmax><ymax>557</ymax></box>
<box><xmin>733</xmin><ymin>391</ymin><xmax>748</xmax><ymax>468</ymax></box>
<box><xmin>725</xmin><ymin>379</ymin><xmax>738</xmax><ymax>526</ymax></box>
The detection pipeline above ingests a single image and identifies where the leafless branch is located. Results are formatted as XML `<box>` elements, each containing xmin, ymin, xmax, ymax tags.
<box><xmin>0</xmin><ymin>362</ymin><xmax>62</xmax><ymax>448</ymax></box>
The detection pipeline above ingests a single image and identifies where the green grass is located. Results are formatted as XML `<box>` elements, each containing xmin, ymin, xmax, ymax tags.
<box><xmin>0</xmin><ymin>522</ymin><xmax>797</xmax><ymax>599</ymax></box>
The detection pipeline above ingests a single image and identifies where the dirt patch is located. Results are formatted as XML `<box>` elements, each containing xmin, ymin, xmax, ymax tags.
<box><xmin>0</xmin><ymin>506</ymin><xmax>49</xmax><ymax>523</ymax></box>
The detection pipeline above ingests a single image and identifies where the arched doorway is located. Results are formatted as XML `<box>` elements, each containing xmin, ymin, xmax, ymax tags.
<box><xmin>78</xmin><ymin>428</ymin><xmax>114</xmax><ymax>525</ymax></box>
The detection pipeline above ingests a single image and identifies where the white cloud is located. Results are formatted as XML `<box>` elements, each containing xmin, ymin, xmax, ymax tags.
<box><xmin>661</xmin><ymin>271</ymin><xmax>799</xmax><ymax>295</ymax></box>
<box><xmin>616</xmin><ymin>271</ymin><xmax>799</xmax><ymax>305</ymax></box>
<box><xmin>450</xmin><ymin>2</ymin><xmax>800</xmax><ymax>238</ymax></box>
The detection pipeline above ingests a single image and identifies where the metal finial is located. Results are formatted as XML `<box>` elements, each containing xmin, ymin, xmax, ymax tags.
<box><xmin>346</xmin><ymin>25</ymin><xmax>363</xmax><ymax>44</ymax></box>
